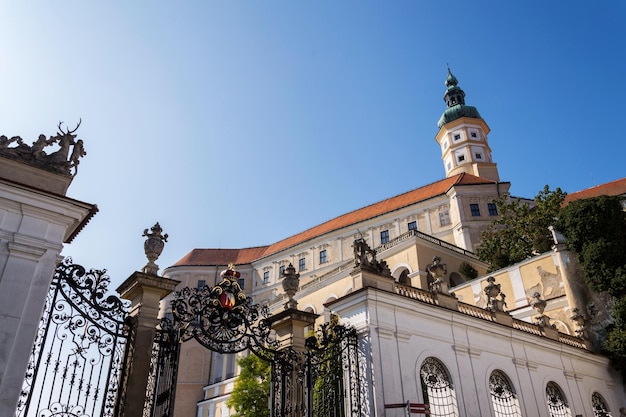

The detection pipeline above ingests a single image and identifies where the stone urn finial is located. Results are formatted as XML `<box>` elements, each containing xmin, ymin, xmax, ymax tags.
<box><xmin>281</xmin><ymin>263</ymin><xmax>300</xmax><ymax>310</ymax></box>
<box><xmin>142</xmin><ymin>222</ymin><xmax>168</xmax><ymax>275</ymax></box>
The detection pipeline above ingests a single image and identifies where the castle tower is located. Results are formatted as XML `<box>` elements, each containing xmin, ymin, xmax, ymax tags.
<box><xmin>435</xmin><ymin>69</ymin><xmax>500</xmax><ymax>181</ymax></box>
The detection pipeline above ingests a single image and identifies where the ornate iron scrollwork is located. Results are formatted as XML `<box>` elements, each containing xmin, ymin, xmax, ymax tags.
<box><xmin>171</xmin><ymin>264</ymin><xmax>278</xmax><ymax>356</ymax></box>
<box><xmin>16</xmin><ymin>258</ymin><xmax>131</xmax><ymax>417</ymax></box>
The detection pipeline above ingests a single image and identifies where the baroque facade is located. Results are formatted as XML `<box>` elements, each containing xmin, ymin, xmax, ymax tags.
<box><xmin>162</xmin><ymin>71</ymin><xmax>626</xmax><ymax>417</ymax></box>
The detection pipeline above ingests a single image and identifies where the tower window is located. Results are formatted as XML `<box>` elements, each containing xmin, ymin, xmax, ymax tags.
<box><xmin>408</xmin><ymin>221</ymin><xmax>417</xmax><ymax>232</ymax></box>
<box><xmin>447</xmin><ymin>162</ymin><xmax>452</xmax><ymax>171</ymax></box>
<box><xmin>453</xmin><ymin>134</ymin><xmax>461</xmax><ymax>141</ymax></box>
<box><xmin>380</xmin><ymin>230</ymin><xmax>390</xmax><ymax>244</ymax></box>
<box><xmin>471</xmin><ymin>131</ymin><xmax>477</xmax><ymax>138</ymax></box>
<box><xmin>488</xmin><ymin>203</ymin><xmax>498</xmax><ymax>216</ymax></box>
<box><xmin>458</xmin><ymin>155</ymin><xmax>465</xmax><ymax>162</ymax></box>
<box><xmin>470</xmin><ymin>204</ymin><xmax>481</xmax><ymax>217</ymax></box>
<box><xmin>298</xmin><ymin>257</ymin><xmax>306</xmax><ymax>271</ymax></box>
<box><xmin>475</xmin><ymin>153</ymin><xmax>482</xmax><ymax>160</ymax></box>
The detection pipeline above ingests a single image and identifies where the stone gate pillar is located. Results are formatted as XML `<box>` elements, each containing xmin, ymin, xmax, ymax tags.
<box><xmin>0</xmin><ymin>125</ymin><xmax>95</xmax><ymax>417</ymax></box>
<box><xmin>116</xmin><ymin>223</ymin><xmax>179</xmax><ymax>417</ymax></box>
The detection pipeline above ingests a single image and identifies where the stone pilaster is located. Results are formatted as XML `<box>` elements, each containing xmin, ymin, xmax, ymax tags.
<box><xmin>116</xmin><ymin>271</ymin><xmax>179</xmax><ymax>417</ymax></box>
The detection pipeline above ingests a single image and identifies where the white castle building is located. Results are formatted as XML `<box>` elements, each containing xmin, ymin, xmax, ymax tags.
<box><xmin>162</xmin><ymin>70</ymin><xmax>626</xmax><ymax>417</ymax></box>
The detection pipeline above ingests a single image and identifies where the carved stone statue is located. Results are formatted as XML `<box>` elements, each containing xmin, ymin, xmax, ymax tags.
<box><xmin>427</xmin><ymin>256</ymin><xmax>449</xmax><ymax>294</ymax></box>
<box><xmin>529</xmin><ymin>292</ymin><xmax>554</xmax><ymax>328</ymax></box>
<box><xmin>0</xmin><ymin>120</ymin><xmax>87</xmax><ymax>176</ymax></box>
<box><xmin>484</xmin><ymin>276</ymin><xmax>507</xmax><ymax>312</ymax></box>
<box><xmin>352</xmin><ymin>239</ymin><xmax>391</xmax><ymax>276</ymax></box>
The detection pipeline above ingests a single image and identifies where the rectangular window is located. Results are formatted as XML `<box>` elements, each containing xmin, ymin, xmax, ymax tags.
<box><xmin>279</xmin><ymin>265</ymin><xmax>286</xmax><ymax>276</ymax></box>
<box><xmin>225</xmin><ymin>354</ymin><xmax>236</xmax><ymax>379</ymax></box>
<box><xmin>238</xmin><ymin>278</ymin><xmax>245</xmax><ymax>290</ymax></box>
<box><xmin>298</xmin><ymin>257</ymin><xmax>306</xmax><ymax>271</ymax></box>
<box><xmin>197</xmin><ymin>279</ymin><xmax>206</xmax><ymax>289</ymax></box>
<box><xmin>458</xmin><ymin>154</ymin><xmax>465</xmax><ymax>162</ymax></box>
<box><xmin>453</xmin><ymin>134</ymin><xmax>461</xmax><ymax>141</ymax></box>
<box><xmin>380</xmin><ymin>230</ymin><xmax>390</xmax><ymax>244</ymax></box>
<box><xmin>319</xmin><ymin>249</ymin><xmax>327</xmax><ymax>264</ymax></box>
<box><xmin>262</xmin><ymin>271</ymin><xmax>270</xmax><ymax>284</ymax></box>
<box><xmin>471</xmin><ymin>131</ymin><xmax>477</xmax><ymax>138</ymax></box>
<box><xmin>488</xmin><ymin>203</ymin><xmax>498</xmax><ymax>216</ymax></box>
<box><xmin>439</xmin><ymin>210</ymin><xmax>451</xmax><ymax>226</ymax></box>
<box><xmin>470</xmin><ymin>203</ymin><xmax>481</xmax><ymax>216</ymax></box>
<box><xmin>408</xmin><ymin>221</ymin><xmax>417</xmax><ymax>232</ymax></box>
<box><xmin>475</xmin><ymin>153</ymin><xmax>482</xmax><ymax>160</ymax></box>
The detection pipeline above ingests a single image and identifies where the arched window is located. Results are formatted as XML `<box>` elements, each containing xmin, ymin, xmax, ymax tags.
<box><xmin>545</xmin><ymin>381</ymin><xmax>572</xmax><ymax>417</ymax></box>
<box><xmin>591</xmin><ymin>392</ymin><xmax>612</xmax><ymax>417</ymax></box>
<box><xmin>488</xmin><ymin>370</ymin><xmax>521</xmax><ymax>417</ymax></box>
<box><xmin>419</xmin><ymin>357</ymin><xmax>459</xmax><ymax>417</ymax></box>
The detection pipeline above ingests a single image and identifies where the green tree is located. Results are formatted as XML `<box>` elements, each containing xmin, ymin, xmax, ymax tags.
<box><xmin>557</xmin><ymin>195</ymin><xmax>626</xmax><ymax>377</ymax></box>
<box><xmin>476</xmin><ymin>185</ymin><xmax>567</xmax><ymax>271</ymax></box>
<box><xmin>226</xmin><ymin>354</ymin><xmax>271</xmax><ymax>417</ymax></box>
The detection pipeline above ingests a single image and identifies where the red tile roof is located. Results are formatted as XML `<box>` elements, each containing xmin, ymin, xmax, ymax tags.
<box><xmin>171</xmin><ymin>173</ymin><xmax>501</xmax><ymax>267</ymax></box>
<box><xmin>563</xmin><ymin>177</ymin><xmax>626</xmax><ymax>206</ymax></box>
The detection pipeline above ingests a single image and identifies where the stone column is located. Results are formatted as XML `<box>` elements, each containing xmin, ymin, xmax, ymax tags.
<box><xmin>116</xmin><ymin>271</ymin><xmax>179</xmax><ymax>417</ymax></box>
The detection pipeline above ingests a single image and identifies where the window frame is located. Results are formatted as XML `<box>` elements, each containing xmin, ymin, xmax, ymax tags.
<box><xmin>319</xmin><ymin>249</ymin><xmax>328</xmax><ymax>264</ymax></box>
<box><xmin>380</xmin><ymin>229</ymin><xmax>390</xmax><ymax>244</ymax></box>
<box><xmin>470</xmin><ymin>203</ymin><xmax>481</xmax><ymax>217</ymax></box>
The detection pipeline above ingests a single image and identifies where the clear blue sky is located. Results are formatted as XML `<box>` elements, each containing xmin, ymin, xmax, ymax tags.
<box><xmin>2</xmin><ymin>2</ymin><xmax>625</xmax><ymax>288</ymax></box>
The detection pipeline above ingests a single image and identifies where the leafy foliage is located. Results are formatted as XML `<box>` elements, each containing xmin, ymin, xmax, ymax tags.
<box><xmin>226</xmin><ymin>354</ymin><xmax>270</xmax><ymax>417</ymax></box>
<box><xmin>458</xmin><ymin>262</ymin><xmax>478</xmax><ymax>280</ymax></box>
<box><xmin>476</xmin><ymin>185</ymin><xmax>566</xmax><ymax>271</ymax></box>
<box><xmin>557</xmin><ymin>195</ymin><xmax>626</xmax><ymax>377</ymax></box>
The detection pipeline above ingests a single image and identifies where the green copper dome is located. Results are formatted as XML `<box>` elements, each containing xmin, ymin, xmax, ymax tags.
<box><xmin>437</xmin><ymin>68</ymin><xmax>483</xmax><ymax>128</ymax></box>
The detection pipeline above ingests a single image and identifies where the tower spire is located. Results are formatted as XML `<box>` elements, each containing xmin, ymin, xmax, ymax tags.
<box><xmin>435</xmin><ymin>69</ymin><xmax>500</xmax><ymax>182</ymax></box>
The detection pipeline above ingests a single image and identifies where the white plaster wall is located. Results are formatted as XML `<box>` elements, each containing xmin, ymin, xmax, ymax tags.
<box><xmin>331</xmin><ymin>288</ymin><xmax>625</xmax><ymax>417</ymax></box>
<box><xmin>0</xmin><ymin>181</ymin><xmax>93</xmax><ymax>416</ymax></box>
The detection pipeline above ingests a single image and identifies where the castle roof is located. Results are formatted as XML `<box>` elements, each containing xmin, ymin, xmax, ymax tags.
<box><xmin>563</xmin><ymin>177</ymin><xmax>626</xmax><ymax>206</ymax></box>
<box><xmin>172</xmin><ymin>173</ymin><xmax>500</xmax><ymax>267</ymax></box>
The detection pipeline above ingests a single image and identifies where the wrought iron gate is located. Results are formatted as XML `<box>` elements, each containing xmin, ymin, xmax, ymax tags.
<box><xmin>16</xmin><ymin>258</ymin><xmax>131</xmax><ymax>417</ymax></box>
<box><xmin>143</xmin><ymin>318</ymin><xmax>181</xmax><ymax>417</ymax></box>
<box><xmin>158</xmin><ymin>264</ymin><xmax>369</xmax><ymax>417</ymax></box>
<box><xmin>269</xmin><ymin>319</ymin><xmax>369</xmax><ymax>417</ymax></box>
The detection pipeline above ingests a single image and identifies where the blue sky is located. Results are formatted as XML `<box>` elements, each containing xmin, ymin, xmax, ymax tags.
<box><xmin>2</xmin><ymin>2</ymin><xmax>625</xmax><ymax>288</ymax></box>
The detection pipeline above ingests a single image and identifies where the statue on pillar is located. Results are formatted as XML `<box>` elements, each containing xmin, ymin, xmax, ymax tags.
<box><xmin>352</xmin><ymin>239</ymin><xmax>391</xmax><ymax>276</ymax></box>
<box><xmin>484</xmin><ymin>276</ymin><xmax>507</xmax><ymax>312</ymax></box>
<box><xmin>142</xmin><ymin>222</ymin><xmax>168</xmax><ymax>275</ymax></box>
<box><xmin>427</xmin><ymin>256</ymin><xmax>449</xmax><ymax>294</ymax></box>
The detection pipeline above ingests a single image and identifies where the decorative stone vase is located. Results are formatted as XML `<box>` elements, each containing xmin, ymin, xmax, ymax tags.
<box><xmin>281</xmin><ymin>263</ymin><xmax>300</xmax><ymax>309</ymax></box>
<box><xmin>142</xmin><ymin>222</ymin><xmax>168</xmax><ymax>275</ymax></box>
